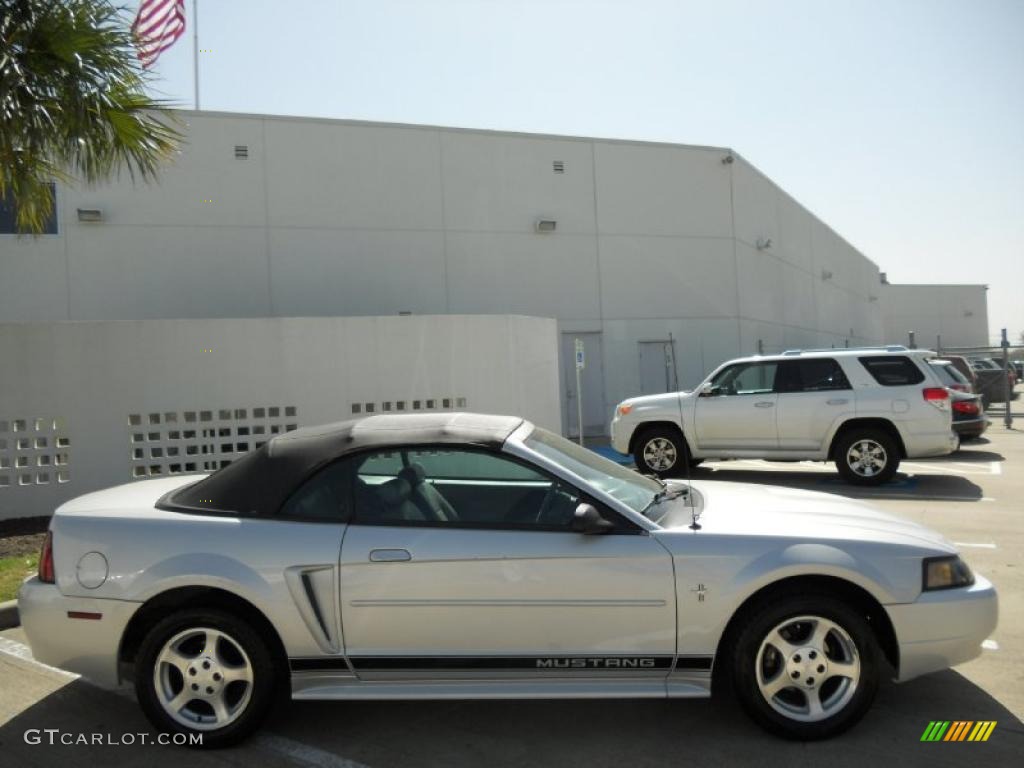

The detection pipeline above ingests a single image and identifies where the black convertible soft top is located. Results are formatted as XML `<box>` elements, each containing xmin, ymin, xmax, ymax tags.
<box><xmin>158</xmin><ymin>413</ymin><xmax>526</xmax><ymax>518</ymax></box>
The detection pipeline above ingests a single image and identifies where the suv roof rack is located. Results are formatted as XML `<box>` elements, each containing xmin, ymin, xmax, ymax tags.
<box><xmin>780</xmin><ymin>345</ymin><xmax>909</xmax><ymax>356</ymax></box>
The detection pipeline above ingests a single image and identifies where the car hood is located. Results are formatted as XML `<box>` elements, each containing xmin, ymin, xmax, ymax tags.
<box><xmin>656</xmin><ymin>480</ymin><xmax>956</xmax><ymax>553</ymax></box>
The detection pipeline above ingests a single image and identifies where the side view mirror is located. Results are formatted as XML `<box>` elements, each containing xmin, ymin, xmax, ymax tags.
<box><xmin>699</xmin><ymin>382</ymin><xmax>717</xmax><ymax>397</ymax></box>
<box><xmin>571</xmin><ymin>503</ymin><xmax>615</xmax><ymax>535</ymax></box>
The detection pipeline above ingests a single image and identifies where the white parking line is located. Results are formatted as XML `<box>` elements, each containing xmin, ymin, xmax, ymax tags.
<box><xmin>255</xmin><ymin>734</ymin><xmax>371</xmax><ymax>768</ymax></box>
<box><xmin>982</xmin><ymin>639</ymin><xmax>1000</xmax><ymax>651</ymax></box>
<box><xmin>0</xmin><ymin>636</ymin><xmax>78</xmax><ymax>679</ymax></box>
<box><xmin>0</xmin><ymin>636</ymin><xmax>372</xmax><ymax>767</ymax></box>
<box><xmin>953</xmin><ymin>541</ymin><xmax>998</xmax><ymax>549</ymax></box>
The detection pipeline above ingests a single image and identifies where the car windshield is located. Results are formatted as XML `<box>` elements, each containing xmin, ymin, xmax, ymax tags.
<box><xmin>522</xmin><ymin>427</ymin><xmax>661</xmax><ymax>514</ymax></box>
<box><xmin>928</xmin><ymin>360</ymin><xmax>969</xmax><ymax>387</ymax></box>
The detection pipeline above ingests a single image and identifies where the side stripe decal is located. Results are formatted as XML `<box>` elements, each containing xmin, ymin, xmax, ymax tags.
<box><xmin>289</xmin><ymin>655</ymin><xmax>712</xmax><ymax>672</ymax></box>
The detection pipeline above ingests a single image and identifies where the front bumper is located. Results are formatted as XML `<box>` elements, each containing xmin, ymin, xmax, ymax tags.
<box><xmin>885</xmin><ymin>574</ymin><xmax>998</xmax><ymax>682</ymax></box>
<box><xmin>609</xmin><ymin>416</ymin><xmax>633</xmax><ymax>455</ymax></box>
<box><xmin>17</xmin><ymin>576</ymin><xmax>139</xmax><ymax>688</ymax></box>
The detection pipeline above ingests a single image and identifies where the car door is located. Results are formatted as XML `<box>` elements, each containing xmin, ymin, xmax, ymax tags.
<box><xmin>337</xmin><ymin>446</ymin><xmax>677</xmax><ymax>681</ymax></box>
<box><xmin>774</xmin><ymin>358</ymin><xmax>855</xmax><ymax>451</ymax></box>
<box><xmin>693</xmin><ymin>361</ymin><xmax>779</xmax><ymax>451</ymax></box>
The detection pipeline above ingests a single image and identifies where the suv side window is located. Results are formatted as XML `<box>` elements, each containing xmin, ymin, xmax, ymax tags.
<box><xmin>775</xmin><ymin>358</ymin><xmax>851</xmax><ymax>393</ymax></box>
<box><xmin>710</xmin><ymin>362</ymin><xmax>777</xmax><ymax>395</ymax></box>
<box><xmin>351</xmin><ymin>447</ymin><xmax>588</xmax><ymax>530</ymax></box>
<box><xmin>859</xmin><ymin>356</ymin><xmax>925</xmax><ymax>386</ymax></box>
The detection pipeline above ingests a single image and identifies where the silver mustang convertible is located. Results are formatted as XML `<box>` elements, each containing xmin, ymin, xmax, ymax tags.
<box><xmin>18</xmin><ymin>414</ymin><xmax>997</xmax><ymax>746</ymax></box>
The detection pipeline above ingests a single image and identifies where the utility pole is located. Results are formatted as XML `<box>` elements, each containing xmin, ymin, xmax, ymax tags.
<box><xmin>1002</xmin><ymin>328</ymin><xmax>1013</xmax><ymax>429</ymax></box>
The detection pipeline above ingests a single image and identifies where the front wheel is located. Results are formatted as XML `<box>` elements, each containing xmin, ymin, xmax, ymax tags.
<box><xmin>732</xmin><ymin>594</ymin><xmax>880</xmax><ymax>740</ymax></box>
<box><xmin>633</xmin><ymin>426</ymin><xmax>691</xmax><ymax>478</ymax></box>
<box><xmin>834</xmin><ymin>429</ymin><xmax>899</xmax><ymax>486</ymax></box>
<box><xmin>135</xmin><ymin>609</ymin><xmax>277</xmax><ymax>748</ymax></box>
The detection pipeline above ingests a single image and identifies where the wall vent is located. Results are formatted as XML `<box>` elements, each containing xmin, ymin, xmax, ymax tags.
<box><xmin>234</xmin><ymin>145</ymin><xmax>249</xmax><ymax>159</ymax></box>
<box><xmin>127</xmin><ymin>405</ymin><xmax>297</xmax><ymax>479</ymax></box>
<box><xmin>552</xmin><ymin>160</ymin><xmax>565</xmax><ymax>174</ymax></box>
<box><xmin>0</xmin><ymin>416</ymin><xmax>70</xmax><ymax>489</ymax></box>
<box><xmin>350</xmin><ymin>398</ymin><xmax>466</xmax><ymax>416</ymax></box>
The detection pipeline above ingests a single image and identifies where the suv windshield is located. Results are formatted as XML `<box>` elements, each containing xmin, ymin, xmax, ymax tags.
<box><xmin>523</xmin><ymin>427</ymin><xmax>661</xmax><ymax>514</ymax></box>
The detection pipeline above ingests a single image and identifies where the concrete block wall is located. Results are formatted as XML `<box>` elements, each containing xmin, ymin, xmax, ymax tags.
<box><xmin>0</xmin><ymin>315</ymin><xmax>560</xmax><ymax>521</ymax></box>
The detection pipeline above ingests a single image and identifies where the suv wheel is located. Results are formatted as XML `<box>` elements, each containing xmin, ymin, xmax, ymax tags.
<box><xmin>834</xmin><ymin>429</ymin><xmax>899</xmax><ymax>486</ymax></box>
<box><xmin>633</xmin><ymin>426</ymin><xmax>690</xmax><ymax>478</ymax></box>
<box><xmin>732</xmin><ymin>594</ymin><xmax>880</xmax><ymax>740</ymax></box>
<box><xmin>135</xmin><ymin>609</ymin><xmax>277</xmax><ymax>748</ymax></box>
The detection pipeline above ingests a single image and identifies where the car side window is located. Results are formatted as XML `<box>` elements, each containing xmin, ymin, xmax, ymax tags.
<box><xmin>279</xmin><ymin>459</ymin><xmax>353</xmax><ymax>522</ymax></box>
<box><xmin>859</xmin><ymin>356</ymin><xmax>925</xmax><ymax>386</ymax></box>
<box><xmin>351</xmin><ymin>447</ymin><xmax>586</xmax><ymax>530</ymax></box>
<box><xmin>710</xmin><ymin>362</ymin><xmax>777</xmax><ymax>395</ymax></box>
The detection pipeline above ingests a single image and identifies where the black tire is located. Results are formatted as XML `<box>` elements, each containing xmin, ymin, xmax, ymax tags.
<box><xmin>731</xmin><ymin>593</ymin><xmax>880</xmax><ymax>740</ymax></box>
<box><xmin>833</xmin><ymin>428</ymin><xmax>899</xmax><ymax>486</ymax></box>
<box><xmin>632</xmin><ymin>426</ymin><xmax>690</xmax><ymax>478</ymax></box>
<box><xmin>135</xmin><ymin>608</ymin><xmax>278</xmax><ymax>748</ymax></box>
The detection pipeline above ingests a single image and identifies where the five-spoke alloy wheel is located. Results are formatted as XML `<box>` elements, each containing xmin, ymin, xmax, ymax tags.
<box><xmin>733</xmin><ymin>594</ymin><xmax>880</xmax><ymax>740</ymax></box>
<box><xmin>136</xmin><ymin>609</ymin><xmax>277</xmax><ymax>747</ymax></box>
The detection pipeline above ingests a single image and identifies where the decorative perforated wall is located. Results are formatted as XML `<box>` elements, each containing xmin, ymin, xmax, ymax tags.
<box><xmin>0</xmin><ymin>417</ymin><xmax>71</xmax><ymax>489</ymax></box>
<box><xmin>127</xmin><ymin>407</ymin><xmax>298</xmax><ymax>479</ymax></box>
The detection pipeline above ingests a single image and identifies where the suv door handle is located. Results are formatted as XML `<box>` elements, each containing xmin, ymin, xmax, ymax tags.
<box><xmin>754</xmin><ymin>401</ymin><xmax>774</xmax><ymax>408</ymax></box>
<box><xmin>369</xmin><ymin>549</ymin><xmax>412</xmax><ymax>562</ymax></box>
<box><xmin>826</xmin><ymin>398</ymin><xmax>849</xmax><ymax>405</ymax></box>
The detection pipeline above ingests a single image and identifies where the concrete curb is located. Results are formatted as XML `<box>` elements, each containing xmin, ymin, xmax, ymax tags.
<box><xmin>0</xmin><ymin>599</ymin><xmax>19</xmax><ymax>630</ymax></box>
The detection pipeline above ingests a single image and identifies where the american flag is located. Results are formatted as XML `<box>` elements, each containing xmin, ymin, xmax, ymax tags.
<box><xmin>132</xmin><ymin>0</ymin><xmax>187</xmax><ymax>68</ymax></box>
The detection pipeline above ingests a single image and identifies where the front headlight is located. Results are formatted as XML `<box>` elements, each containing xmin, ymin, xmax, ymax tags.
<box><xmin>923</xmin><ymin>555</ymin><xmax>975</xmax><ymax>591</ymax></box>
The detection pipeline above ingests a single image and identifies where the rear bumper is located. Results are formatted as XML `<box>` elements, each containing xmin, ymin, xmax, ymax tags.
<box><xmin>885</xmin><ymin>574</ymin><xmax>998</xmax><ymax>682</ymax></box>
<box><xmin>17</xmin><ymin>576</ymin><xmax>139</xmax><ymax>688</ymax></box>
<box><xmin>953</xmin><ymin>417</ymin><xmax>989</xmax><ymax>438</ymax></box>
<box><xmin>903</xmin><ymin>426</ymin><xmax>958</xmax><ymax>459</ymax></box>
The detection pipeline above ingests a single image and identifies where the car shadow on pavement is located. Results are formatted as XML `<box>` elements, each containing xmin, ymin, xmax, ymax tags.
<box><xmin>947</xmin><ymin>448</ymin><xmax>1005</xmax><ymax>462</ymax></box>
<box><xmin>1</xmin><ymin>656</ymin><xmax>1020</xmax><ymax>767</ymax></box>
<box><xmin>689</xmin><ymin>466</ymin><xmax>987</xmax><ymax>503</ymax></box>
<box><xmin>268</xmin><ymin>670</ymin><xmax>1023</xmax><ymax>768</ymax></box>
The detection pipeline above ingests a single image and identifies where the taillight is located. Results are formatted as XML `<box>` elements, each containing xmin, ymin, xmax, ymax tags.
<box><xmin>953</xmin><ymin>400</ymin><xmax>980</xmax><ymax>415</ymax></box>
<box><xmin>38</xmin><ymin>531</ymin><xmax>55</xmax><ymax>583</ymax></box>
<box><xmin>922</xmin><ymin>387</ymin><xmax>950</xmax><ymax>410</ymax></box>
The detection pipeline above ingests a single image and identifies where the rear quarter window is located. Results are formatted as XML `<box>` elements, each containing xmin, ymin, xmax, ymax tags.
<box><xmin>858</xmin><ymin>356</ymin><xmax>926</xmax><ymax>386</ymax></box>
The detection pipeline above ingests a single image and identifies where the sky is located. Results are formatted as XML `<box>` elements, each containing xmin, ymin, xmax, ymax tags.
<box><xmin>145</xmin><ymin>0</ymin><xmax>1024</xmax><ymax>343</ymax></box>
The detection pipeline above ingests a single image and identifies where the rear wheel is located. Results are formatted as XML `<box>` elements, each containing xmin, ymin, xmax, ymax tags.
<box><xmin>633</xmin><ymin>426</ymin><xmax>691</xmax><ymax>478</ymax></box>
<box><xmin>732</xmin><ymin>594</ymin><xmax>880</xmax><ymax>740</ymax></box>
<box><xmin>135</xmin><ymin>609</ymin><xmax>277</xmax><ymax>748</ymax></box>
<box><xmin>834</xmin><ymin>429</ymin><xmax>899</xmax><ymax>486</ymax></box>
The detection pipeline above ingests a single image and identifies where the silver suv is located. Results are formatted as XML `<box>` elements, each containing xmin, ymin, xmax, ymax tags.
<box><xmin>611</xmin><ymin>346</ymin><xmax>957</xmax><ymax>485</ymax></box>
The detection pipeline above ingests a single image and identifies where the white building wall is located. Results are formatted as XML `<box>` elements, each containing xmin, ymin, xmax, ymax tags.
<box><xmin>0</xmin><ymin>110</ymin><xmax>985</xmax><ymax>435</ymax></box>
<box><xmin>880</xmin><ymin>284</ymin><xmax>990</xmax><ymax>348</ymax></box>
<box><xmin>0</xmin><ymin>315</ymin><xmax>559</xmax><ymax>521</ymax></box>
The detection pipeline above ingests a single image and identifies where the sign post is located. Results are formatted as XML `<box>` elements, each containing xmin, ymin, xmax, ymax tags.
<box><xmin>574</xmin><ymin>338</ymin><xmax>585</xmax><ymax>446</ymax></box>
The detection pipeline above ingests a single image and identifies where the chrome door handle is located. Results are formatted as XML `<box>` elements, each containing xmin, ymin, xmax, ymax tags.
<box><xmin>754</xmin><ymin>401</ymin><xmax>775</xmax><ymax>408</ymax></box>
<box><xmin>826</xmin><ymin>398</ymin><xmax>849</xmax><ymax>405</ymax></box>
<box><xmin>369</xmin><ymin>549</ymin><xmax>412</xmax><ymax>562</ymax></box>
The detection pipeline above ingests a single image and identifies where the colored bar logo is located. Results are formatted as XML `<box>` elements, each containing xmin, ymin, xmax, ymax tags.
<box><xmin>920</xmin><ymin>721</ymin><xmax>997</xmax><ymax>742</ymax></box>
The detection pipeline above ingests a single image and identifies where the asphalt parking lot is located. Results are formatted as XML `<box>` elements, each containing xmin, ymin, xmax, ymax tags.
<box><xmin>2</xmin><ymin>414</ymin><xmax>1022</xmax><ymax>767</ymax></box>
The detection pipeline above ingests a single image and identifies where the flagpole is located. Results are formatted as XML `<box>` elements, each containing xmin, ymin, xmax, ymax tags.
<box><xmin>192</xmin><ymin>0</ymin><xmax>200</xmax><ymax>109</ymax></box>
